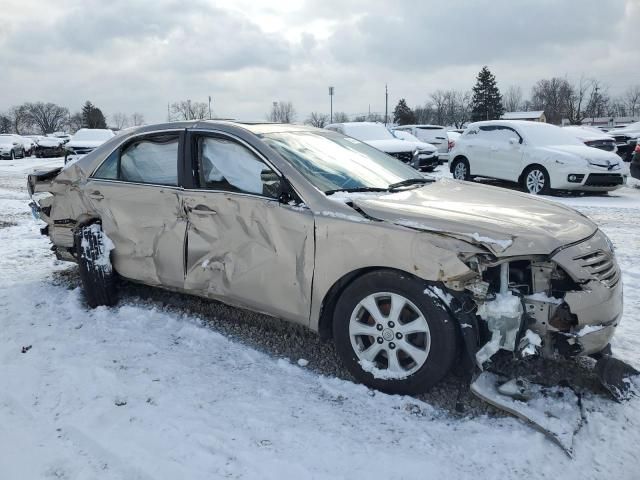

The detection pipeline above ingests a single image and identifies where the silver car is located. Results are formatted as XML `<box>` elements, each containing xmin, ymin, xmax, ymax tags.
<box><xmin>28</xmin><ymin>121</ymin><xmax>623</xmax><ymax>394</ymax></box>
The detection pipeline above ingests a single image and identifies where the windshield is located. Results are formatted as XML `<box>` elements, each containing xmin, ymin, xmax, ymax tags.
<box><xmin>71</xmin><ymin>129</ymin><xmax>114</xmax><ymax>141</ymax></box>
<box><xmin>0</xmin><ymin>135</ymin><xmax>16</xmax><ymax>145</ymax></box>
<box><xmin>261</xmin><ymin>131</ymin><xmax>423</xmax><ymax>193</ymax></box>
<box><xmin>521</xmin><ymin>124</ymin><xmax>584</xmax><ymax>146</ymax></box>
<box><xmin>343</xmin><ymin>123</ymin><xmax>394</xmax><ymax>141</ymax></box>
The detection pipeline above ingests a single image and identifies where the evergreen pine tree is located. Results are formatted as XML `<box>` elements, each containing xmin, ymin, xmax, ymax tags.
<box><xmin>81</xmin><ymin>101</ymin><xmax>107</xmax><ymax>129</ymax></box>
<box><xmin>393</xmin><ymin>98</ymin><xmax>416</xmax><ymax>125</ymax></box>
<box><xmin>470</xmin><ymin>66</ymin><xmax>504</xmax><ymax>121</ymax></box>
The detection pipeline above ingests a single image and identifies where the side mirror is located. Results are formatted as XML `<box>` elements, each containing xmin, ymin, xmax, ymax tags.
<box><xmin>277</xmin><ymin>179</ymin><xmax>298</xmax><ymax>205</ymax></box>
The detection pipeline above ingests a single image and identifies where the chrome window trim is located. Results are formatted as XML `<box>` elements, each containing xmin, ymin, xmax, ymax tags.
<box><xmin>89</xmin><ymin>128</ymin><xmax>185</xmax><ymax>179</ymax></box>
<box><xmin>88</xmin><ymin>178</ymin><xmax>185</xmax><ymax>191</ymax></box>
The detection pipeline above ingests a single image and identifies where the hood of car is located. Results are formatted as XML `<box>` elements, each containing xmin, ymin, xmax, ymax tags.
<box><xmin>38</xmin><ymin>138</ymin><xmax>64</xmax><ymax>147</ymax></box>
<box><xmin>349</xmin><ymin>178</ymin><xmax>597</xmax><ymax>256</ymax></box>
<box><xmin>540</xmin><ymin>144</ymin><xmax>622</xmax><ymax>166</ymax></box>
<box><xmin>365</xmin><ymin>139</ymin><xmax>416</xmax><ymax>153</ymax></box>
<box><xmin>66</xmin><ymin>140</ymin><xmax>103</xmax><ymax>148</ymax></box>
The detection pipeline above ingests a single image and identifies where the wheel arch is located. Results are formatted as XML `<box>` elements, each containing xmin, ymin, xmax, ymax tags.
<box><xmin>317</xmin><ymin>266</ymin><xmax>448</xmax><ymax>341</ymax></box>
<box><xmin>450</xmin><ymin>155</ymin><xmax>469</xmax><ymax>174</ymax></box>
<box><xmin>518</xmin><ymin>163</ymin><xmax>548</xmax><ymax>185</ymax></box>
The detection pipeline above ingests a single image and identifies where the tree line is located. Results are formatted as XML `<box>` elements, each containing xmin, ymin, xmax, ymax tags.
<box><xmin>0</xmin><ymin>101</ymin><xmax>145</xmax><ymax>135</ymax></box>
<box><xmin>302</xmin><ymin>66</ymin><xmax>640</xmax><ymax>128</ymax></box>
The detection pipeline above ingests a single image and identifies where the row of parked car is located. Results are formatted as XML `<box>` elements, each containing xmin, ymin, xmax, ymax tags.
<box><xmin>323</xmin><ymin>120</ymin><xmax>640</xmax><ymax>194</ymax></box>
<box><xmin>0</xmin><ymin>129</ymin><xmax>115</xmax><ymax>162</ymax></box>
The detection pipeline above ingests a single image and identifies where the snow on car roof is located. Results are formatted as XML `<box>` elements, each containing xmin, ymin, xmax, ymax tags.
<box><xmin>70</xmin><ymin>129</ymin><xmax>115</xmax><ymax>141</ymax></box>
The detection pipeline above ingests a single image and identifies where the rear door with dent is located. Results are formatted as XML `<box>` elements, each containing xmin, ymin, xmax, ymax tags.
<box><xmin>181</xmin><ymin>129</ymin><xmax>315</xmax><ymax>324</ymax></box>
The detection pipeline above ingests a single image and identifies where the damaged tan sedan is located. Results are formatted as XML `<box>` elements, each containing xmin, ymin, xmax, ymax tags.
<box><xmin>28</xmin><ymin>121</ymin><xmax>623</xmax><ymax>395</ymax></box>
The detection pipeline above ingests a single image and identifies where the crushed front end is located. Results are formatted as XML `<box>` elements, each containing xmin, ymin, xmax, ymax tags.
<box><xmin>450</xmin><ymin>229</ymin><xmax>622</xmax><ymax>366</ymax></box>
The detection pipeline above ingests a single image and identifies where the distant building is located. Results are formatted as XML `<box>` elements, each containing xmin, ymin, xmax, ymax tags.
<box><xmin>565</xmin><ymin>116</ymin><xmax>638</xmax><ymax>128</ymax></box>
<box><xmin>501</xmin><ymin>111</ymin><xmax>546</xmax><ymax>122</ymax></box>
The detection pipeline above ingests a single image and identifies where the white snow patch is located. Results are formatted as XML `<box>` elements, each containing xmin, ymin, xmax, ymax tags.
<box><xmin>424</xmin><ymin>286</ymin><xmax>453</xmax><ymax>306</ymax></box>
<box><xmin>358</xmin><ymin>359</ymin><xmax>408</xmax><ymax>380</ymax></box>
<box><xmin>470</xmin><ymin>233</ymin><xmax>513</xmax><ymax>250</ymax></box>
<box><xmin>520</xmin><ymin>329</ymin><xmax>543</xmax><ymax>357</ymax></box>
<box><xmin>297</xmin><ymin>358</ymin><xmax>309</xmax><ymax>367</ymax></box>
<box><xmin>315</xmin><ymin>210</ymin><xmax>369</xmax><ymax>222</ymax></box>
<box><xmin>526</xmin><ymin>292</ymin><xmax>564</xmax><ymax>304</ymax></box>
<box><xmin>576</xmin><ymin>324</ymin><xmax>606</xmax><ymax>337</ymax></box>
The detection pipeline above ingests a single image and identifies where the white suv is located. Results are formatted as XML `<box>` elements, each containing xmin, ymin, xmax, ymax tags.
<box><xmin>449</xmin><ymin>120</ymin><xmax>626</xmax><ymax>195</ymax></box>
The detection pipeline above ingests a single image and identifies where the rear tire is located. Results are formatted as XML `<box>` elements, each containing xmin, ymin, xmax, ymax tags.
<box><xmin>333</xmin><ymin>271</ymin><xmax>457</xmax><ymax>395</ymax></box>
<box><xmin>522</xmin><ymin>165</ymin><xmax>551</xmax><ymax>195</ymax></box>
<box><xmin>451</xmin><ymin>158</ymin><xmax>471</xmax><ymax>181</ymax></box>
<box><xmin>74</xmin><ymin>223</ymin><xmax>118</xmax><ymax>308</ymax></box>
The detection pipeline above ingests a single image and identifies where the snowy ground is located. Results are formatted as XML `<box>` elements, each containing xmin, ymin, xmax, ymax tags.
<box><xmin>1</xmin><ymin>158</ymin><xmax>639</xmax><ymax>479</ymax></box>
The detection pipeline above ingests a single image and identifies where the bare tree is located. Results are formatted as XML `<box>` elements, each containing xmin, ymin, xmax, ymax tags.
<box><xmin>584</xmin><ymin>80</ymin><xmax>610</xmax><ymax>121</ymax></box>
<box><xmin>111</xmin><ymin>112</ymin><xmax>130</xmax><ymax>130</ymax></box>
<box><xmin>503</xmin><ymin>85</ymin><xmax>523</xmax><ymax>112</ymax></box>
<box><xmin>170</xmin><ymin>100</ymin><xmax>209</xmax><ymax>121</ymax></box>
<box><xmin>624</xmin><ymin>85</ymin><xmax>640</xmax><ymax>117</ymax></box>
<box><xmin>23</xmin><ymin>102</ymin><xmax>69</xmax><ymax>134</ymax></box>
<box><xmin>430</xmin><ymin>90</ymin><xmax>447</xmax><ymax>125</ymax></box>
<box><xmin>131</xmin><ymin>112</ymin><xmax>145</xmax><ymax>126</ymax></box>
<box><xmin>67</xmin><ymin>112</ymin><xmax>83</xmax><ymax>133</ymax></box>
<box><xmin>0</xmin><ymin>114</ymin><xmax>12</xmax><ymax>133</ymax></box>
<box><xmin>267</xmin><ymin>101</ymin><xmax>297</xmax><ymax>123</ymax></box>
<box><xmin>530</xmin><ymin>77</ymin><xmax>573</xmax><ymax>124</ymax></box>
<box><xmin>332</xmin><ymin>111</ymin><xmax>349</xmax><ymax>123</ymax></box>
<box><xmin>305</xmin><ymin>112</ymin><xmax>329</xmax><ymax>128</ymax></box>
<box><xmin>414</xmin><ymin>104</ymin><xmax>435</xmax><ymax>124</ymax></box>
<box><xmin>9</xmin><ymin>105</ymin><xmax>31</xmax><ymax>134</ymax></box>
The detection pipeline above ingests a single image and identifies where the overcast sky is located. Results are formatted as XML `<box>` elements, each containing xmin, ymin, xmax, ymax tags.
<box><xmin>1</xmin><ymin>0</ymin><xmax>639</xmax><ymax>124</ymax></box>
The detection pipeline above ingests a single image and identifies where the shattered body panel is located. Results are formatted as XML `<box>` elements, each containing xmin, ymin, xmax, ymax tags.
<box><xmin>27</xmin><ymin>120</ymin><xmax>623</xmax><ymax>370</ymax></box>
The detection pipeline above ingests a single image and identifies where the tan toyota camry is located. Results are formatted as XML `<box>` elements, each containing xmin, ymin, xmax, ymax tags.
<box><xmin>28</xmin><ymin>121</ymin><xmax>623</xmax><ymax>394</ymax></box>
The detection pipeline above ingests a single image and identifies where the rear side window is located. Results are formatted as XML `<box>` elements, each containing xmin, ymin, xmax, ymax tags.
<box><xmin>92</xmin><ymin>134</ymin><xmax>179</xmax><ymax>186</ymax></box>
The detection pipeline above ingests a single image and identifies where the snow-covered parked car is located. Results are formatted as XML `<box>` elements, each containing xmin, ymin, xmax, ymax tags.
<box><xmin>17</xmin><ymin>135</ymin><xmax>36</xmax><ymax>156</ymax></box>
<box><xmin>64</xmin><ymin>128</ymin><xmax>115</xmax><ymax>164</ymax></box>
<box><xmin>325</xmin><ymin>122</ymin><xmax>438</xmax><ymax>171</ymax></box>
<box><xmin>28</xmin><ymin>121</ymin><xmax>623</xmax><ymax>395</ymax></box>
<box><xmin>0</xmin><ymin>134</ymin><xmax>27</xmax><ymax>159</ymax></box>
<box><xmin>35</xmin><ymin>136</ymin><xmax>66</xmax><ymax>158</ymax></box>
<box><xmin>450</xmin><ymin>120</ymin><xmax>626</xmax><ymax>195</ymax></box>
<box><xmin>562</xmin><ymin>125</ymin><xmax>617</xmax><ymax>153</ymax></box>
<box><xmin>392</xmin><ymin>125</ymin><xmax>450</xmax><ymax>162</ymax></box>
<box><xmin>608</xmin><ymin>121</ymin><xmax>640</xmax><ymax>161</ymax></box>
<box><xmin>390</xmin><ymin>129</ymin><xmax>439</xmax><ymax>171</ymax></box>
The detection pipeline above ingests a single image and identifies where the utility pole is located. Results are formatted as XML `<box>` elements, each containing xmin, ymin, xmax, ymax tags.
<box><xmin>592</xmin><ymin>85</ymin><xmax>599</xmax><ymax>125</ymax></box>
<box><xmin>329</xmin><ymin>86</ymin><xmax>334</xmax><ymax>123</ymax></box>
<box><xmin>208</xmin><ymin>96</ymin><xmax>212</xmax><ymax>120</ymax></box>
<box><xmin>385</xmin><ymin>84</ymin><xmax>388</xmax><ymax>125</ymax></box>
<box><xmin>167</xmin><ymin>102</ymin><xmax>170</xmax><ymax>122</ymax></box>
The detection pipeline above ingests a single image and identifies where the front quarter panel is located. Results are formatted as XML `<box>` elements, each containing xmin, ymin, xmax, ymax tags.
<box><xmin>309</xmin><ymin>215</ymin><xmax>477</xmax><ymax>331</ymax></box>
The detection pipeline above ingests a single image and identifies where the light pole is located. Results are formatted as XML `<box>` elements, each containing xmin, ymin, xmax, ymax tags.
<box><xmin>208</xmin><ymin>96</ymin><xmax>212</xmax><ymax>120</ymax></box>
<box><xmin>329</xmin><ymin>86</ymin><xmax>334</xmax><ymax>123</ymax></box>
<box><xmin>385</xmin><ymin>84</ymin><xmax>388</xmax><ymax>125</ymax></box>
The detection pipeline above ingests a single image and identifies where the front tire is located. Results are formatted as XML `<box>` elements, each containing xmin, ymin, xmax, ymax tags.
<box><xmin>74</xmin><ymin>223</ymin><xmax>118</xmax><ymax>308</ymax></box>
<box><xmin>451</xmin><ymin>158</ymin><xmax>471</xmax><ymax>181</ymax></box>
<box><xmin>333</xmin><ymin>271</ymin><xmax>457</xmax><ymax>395</ymax></box>
<box><xmin>522</xmin><ymin>165</ymin><xmax>551</xmax><ymax>195</ymax></box>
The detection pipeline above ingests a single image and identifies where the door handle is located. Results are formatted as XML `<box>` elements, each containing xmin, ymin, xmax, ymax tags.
<box><xmin>88</xmin><ymin>191</ymin><xmax>104</xmax><ymax>200</ymax></box>
<box><xmin>189</xmin><ymin>205</ymin><xmax>217</xmax><ymax>215</ymax></box>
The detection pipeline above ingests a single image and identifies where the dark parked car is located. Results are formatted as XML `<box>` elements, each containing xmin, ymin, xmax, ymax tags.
<box><xmin>35</xmin><ymin>137</ymin><xmax>66</xmax><ymax>158</ymax></box>
<box><xmin>630</xmin><ymin>143</ymin><xmax>640</xmax><ymax>180</ymax></box>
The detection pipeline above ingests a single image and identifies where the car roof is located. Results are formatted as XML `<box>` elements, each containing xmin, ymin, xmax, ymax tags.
<box><xmin>125</xmin><ymin>120</ymin><xmax>322</xmax><ymax>136</ymax></box>
<box><xmin>395</xmin><ymin>124</ymin><xmax>446</xmax><ymax>129</ymax></box>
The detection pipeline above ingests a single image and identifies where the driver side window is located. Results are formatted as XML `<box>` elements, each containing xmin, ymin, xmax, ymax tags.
<box><xmin>196</xmin><ymin>136</ymin><xmax>281</xmax><ymax>198</ymax></box>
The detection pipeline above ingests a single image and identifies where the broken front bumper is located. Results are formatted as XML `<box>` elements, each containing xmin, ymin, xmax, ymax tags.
<box><xmin>549</xmin><ymin>230</ymin><xmax>623</xmax><ymax>355</ymax></box>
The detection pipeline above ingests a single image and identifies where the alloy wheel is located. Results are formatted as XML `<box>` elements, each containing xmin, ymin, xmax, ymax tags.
<box><xmin>526</xmin><ymin>169</ymin><xmax>546</xmax><ymax>194</ymax></box>
<box><xmin>453</xmin><ymin>161</ymin><xmax>467</xmax><ymax>180</ymax></box>
<box><xmin>349</xmin><ymin>292</ymin><xmax>431</xmax><ymax>378</ymax></box>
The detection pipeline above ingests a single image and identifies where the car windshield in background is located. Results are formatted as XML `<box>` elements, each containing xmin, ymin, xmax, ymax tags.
<box><xmin>343</xmin><ymin>124</ymin><xmax>394</xmax><ymax>141</ymax></box>
<box><xmin>261</xmin><ymin>131</ymin><xmax>423</xmax><ymax>193</ymax></box>
<box><xmin>521</xmin><ymin>124</ymin><xmax>584</xmax><ymax>146</ymax></box>
<box><xmin>0</xmin><ymin>136</ymin><xmax>16</xmax><ymax>145</ymax></box>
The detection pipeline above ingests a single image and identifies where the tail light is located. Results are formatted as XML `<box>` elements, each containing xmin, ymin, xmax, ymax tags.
<box><xmin>448</xmin><ymin>139</ymin><xmax>455</xmax><ymax>151</ymax></box>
